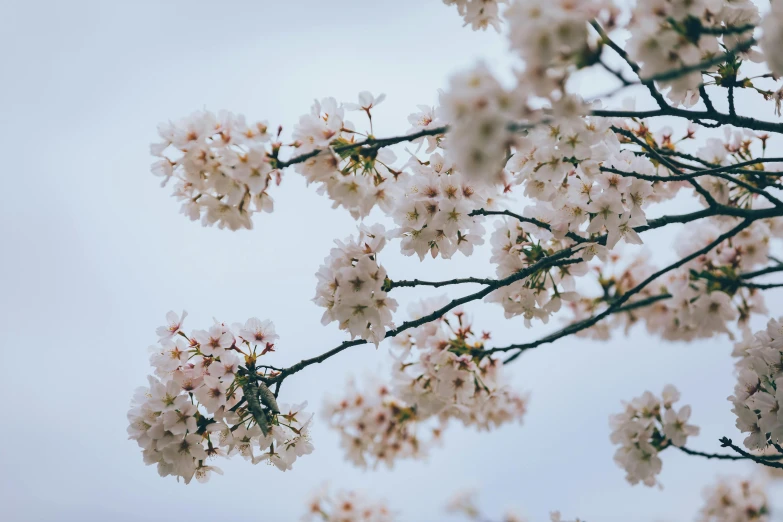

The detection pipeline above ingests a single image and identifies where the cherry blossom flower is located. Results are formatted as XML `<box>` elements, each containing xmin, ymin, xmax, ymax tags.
<box><xmin>128</xmin><ymin>313</ymin><xmax>313</xmax><ymax>483</ymax></box>
<box><xmin>314</xmin><ymin>224</ymin><xmax>397</xmax><ymax>345</ymax></box>
<box><xmin>698</xmin><ymin>476</ymin><xmax>770</xmax><ymax>522</ymax></box>
<box><xmin>610</xmin><ymin>385</ymin><xmax>699</xmax><ymax>487</ymax></box>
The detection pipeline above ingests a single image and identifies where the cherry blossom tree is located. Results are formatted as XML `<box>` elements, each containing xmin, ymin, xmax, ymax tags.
<box><xmin>130</xmin><ymin>0</ymin><xmax>783</xmax><ymax>519</ymax></box>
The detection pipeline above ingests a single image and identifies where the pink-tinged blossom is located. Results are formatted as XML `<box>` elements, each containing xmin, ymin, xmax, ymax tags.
<box><xmin>610</xmin><ymin>385</ymin><xmax>699</xmax><ymax>487</ymax></box>
<box><xmin>128</xmin><ymin>314</ymin><xmax>312</xmax><ymax>483</ymax></box>
<box><xmin>731</xmin><ymin>316</ymin><xmax>783</xmax><ymax>450</ymax></box>
<box><xmin>314</xmin><ymin>225</ymin><xmax>397</xmax><ymax>345</ymax></box>
<box><xmin>326</xmin><ymin>305</ymin><xmax>526</xmax><ymax>468</ymax></box>
<box><xmin>698</xmin><ymin>476</ymin><xmax>770</xmax><ymax>522</ymax></box>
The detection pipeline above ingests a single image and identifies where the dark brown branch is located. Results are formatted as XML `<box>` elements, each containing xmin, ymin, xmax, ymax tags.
<box><xmin>719</xmin><ymin>437</ymin><xmax>783</xmax><ymax>469</ymax></box>
<box><xmin>678</xmin><ymin>446</ymin><xmax>755</xmax><ymax>461</ymax></box>
<box><xmin>614</xmin><ymin>126</ymin><xmax>721</xmax><ymax>206</ymax></box>
<box><xmin>593</xmin><ymin>107</ymin><xmax>783</xmax><ymax>136</ymax></box>
<box><xmin>677</xmin><ymin>445</ymin><xmax>783</xmax><ymax>461</ymax></box>
<box><xmin>700</xmin><ymin>23</ymin><xmax>756</xmax><ymax>36</ymax></box>
<box><xmin>740</xmin><ymin>265</ymin><xmax>783</xmax><ymax>280</ymax></box>
<box><xmin>496</xmin><ymin>260</ymin><xmax>783</xmax><ymax>365</ymax></box>
<box><xmin>600</xmin><ymin>165</ymin><xmax>783</xmax><ymax>207</ymax></box>
<box><xmin>612</xmin><ymin>127</ymin><xmax>783</xmax><ymax>207</ymax></box>
<box><xmin>389</xmin><ymin>276</ymin><xmax>495</xmax><ymax>289</ymax></box>
<box><xmin>591</xmin><ymin>20</ymin><xmax>668</xmax><ymax>109</ymax></box>
<box><xmin>469</xmin><ymin>208</ymin><xmax>588</xmax><ymax>243</ymax></box>
<box><xmin>274</xmin><ymin>126</ymin><xmax>449</xmax><ymax>169</ymax></box>
<box><xmin>495</xmin><ymin>219</ymin><xmax>754</xmax><ymax>362</ymax></box>
<box><xmin>268</xmin><ymin>254</ymin><xmax>584</xmax><ymax>385</ymax></box>
<box><xmin>642</xmin><ymin>149</ymin><xmax>783</xmax><ymax>178</ymax></box>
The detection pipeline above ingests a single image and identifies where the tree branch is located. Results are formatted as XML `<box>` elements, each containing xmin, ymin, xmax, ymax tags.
<box><xmin>469</xmin><ymin>208</ymin><xmax>588</xmax><ymax>243</ymax></box>
<box><xmin>677</xmin><ymin>444</ymin><xmax>783</xmax><ymax>461</ymax></box>
<box><xmin>719</xmin><ymin>437</ymin><xmax>783</xmax><ymax>469</ymax></box>
<box><xmin>495</xmin><ymin>218</ymin><xmax>754</xmax><ymax>363</ymax></box>
<box><xmin>591</xmin><ymin>20</ymin><xmax>669</xmax><ymax>109</ymax></box>
<box><xmin>389</xmin><ymin>276</ymin><xmax>495</xmax><ymax>290</ymax></box>
<box><xmin>268</xmin><ymin>254</ymin><xmax>584</xmax><ymax>385</ymax></box>
<box><xmin>274</xmin><ymin>126</ymin><xmax>449</xmax><ymax>169</ymax></box>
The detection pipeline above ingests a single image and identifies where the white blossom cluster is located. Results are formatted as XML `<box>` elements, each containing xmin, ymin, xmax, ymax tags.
<box><xmin>610</xmin><ymin>385</ymin><xmax>699</xmax><ymax>487</ymax></box>
<box><xmin>390</xmin><ymin>299</ymin><xmax>527</xmax><ymax>429</ymax></box>
<box><xmin>505</xmin><ymin>0</ymin><xmax>609</xmax><ymax>98</ymax></box>
<box><xmin>445</xmin><ymin>0</ymin><xmax>766</xmax><ymax>110</ymax></box>
<box><xmin>567</xmin><ymin>214</ymin><xmax>777</xmax><ymax>343</ymax></box>
<box><xmin>147</xmin><ymin>0</ymin><xmax>783</xmax><ymax>231</ymax></box>
<box><xmin>693</xmin><ymin>126</ymin><xmax>783</xmax><ymax>204</ymax></box>
<box><xmin>553</xmin><ymin>120</ymin><xmax>783</xmax><ymax>342</ymax></box>
<box><xmin>508</xmin><ymin>120</ymin><xmax>661</xmax><ymax>243</ymax></box>
<box><xmin>698</xmin><ymin>477</ymin><xmax>770</xmax><ymax>522</ymax></box>
<box><xmin>441</xmin><ymin>0</ymin><xmax>507</xmax><ymax>31</ymax></box>
<box><xmin>325</xmin><ymin>302</ymin><xmax>526</xmax><ymax>468</ymax></box>
<box><xmin>391</xmin><ymin>152</ymin><xmax>497</xmax><ymax>260</ymax></box>
<box><xmin>292</xmin><ymin>94</ymin><xmax>401</xmax><ymax>220</ymax></box>
<box><xmin>485</xmin><ymin>220</ymin><xmax>584</xmax><ymax>328</ymax></box>
<box><xmin>730</xmin><ymin>316</ymin><xmax>783</xmax><ymax>451</ymax></box>
<box><xmin>324</xmin><ymin>378</ymin><xmax>428</xmax><ymax>468</ymax></box>
<box><xmin>150</xmin><ymin>110</ymin><xmax>276</xmax><ymax>230</ymax></box>
<box><xmin>485</xmin><ymin>219</ymin><xmax>584</xmax><ymax>324</ymax></box>
<box><xmin>303</xmin><ymin>485</ymin><xmax>395</xmax><ymax>522</ymax></box>
<box><xmin>626</xmin><ymin>0</ymin><xmax>760</xmax><ymax>106</ymax></box>
<box><xmin>127</xmin><ymin>312</ymin><xmax>313</xmax><ymax>483</ymax></box>
<box><xmin>314</xmin><ymin>224</ymin><xmax>397</xmax><ymax>345</ymax></box>
<box><xmin>439</xmin><ymin>63</ymin><xmax>520</xmax><ymax>187</ymax></box>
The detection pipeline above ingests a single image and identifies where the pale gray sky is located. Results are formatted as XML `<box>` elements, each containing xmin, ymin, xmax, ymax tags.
<box><xmin>1</xmin><ymin>1</ymin><xmax>781</xmax><ymax>521</ymax></box>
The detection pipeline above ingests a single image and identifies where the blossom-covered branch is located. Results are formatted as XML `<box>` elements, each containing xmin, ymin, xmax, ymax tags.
<box><xmin>134</xmin><ymin>4</ymin><xmax>783</xmax><ymax>519</ymax></box>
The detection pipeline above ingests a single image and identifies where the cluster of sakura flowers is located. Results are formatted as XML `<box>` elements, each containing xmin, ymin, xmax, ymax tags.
<box><xmin>439</xmin><ymin>63</ymin><xmax>521</xmax><ymax>188</ymax></box>
<box><xmin>627</xmin><ymin>0</ymin><xmax>761</xmax><ymax>107</ymax></box>
<box><xmin>565</xmin><ymin>219</ymin><xmax>774</xmax><ymax>343</ymax></box>
<box><xmin>558</xmin><ymin>122</ymin><xmax>783</xmax><ymax>342</ymax></box>
<box><xmin>314</xmin><ymin>224</ymin><xmax>397</xmax><ymax>345</ymax></box>
<box><xmin>127</xmin><ymin>312</ymin><xmax>313</xmax><ymax>483</ymax></box>
<box><xmin>306</xmin><ymin>97</ymin><xmax>783</xmax><ymax>345</ymax></box>
<box><xmin>151</xmin><ymin>111</ymin><xmax>277</xmax><ymax>230</ymax></box>
<box><xmin>292</xmin><ymin>94</ymin><xmax>400</xmax><ymax>220</ymax></box>
<box><xmin>445</xmin><ymin>0</ymin><xmax>767</xmax><ymax>108</ymax></box>
<box><xmin>610</xmin><ymin>385</ymin><xmax>699</xmax><ymax>487</ymax></box>
<box><xmin>392</xmin><ymin>150</ymin><xmax>498</xmax><ymax>260</ymax></box>
<box><xmin>324</xmin><ymin>301</ymin><xmax>526</xmax><ymax>468</ymax></box>
<box><xmin>507</xmin><ymin>118</ymin><xmax>660</xmax><ymax>242</ymax></box>
<box><xmin>303</xmin><ymin>485</ymin><xmax>395</xmax><ymax>522</ymax></box>
<box><xmin>147</xmin><ymin>0</ymin><xmax>783</xmax><ymax>235</ymax></box>
<box><xmin>485</xmin><ymin>218</ymin><xmax>582</xmax><ymax>324</ymax></box>
<box><xmin>698</xmin><ymin>476</ymin><xmax>770</xmax><ymax>522</ymax></box>
<box><xmin>442</xmin><ymin>0</ymin><xmax>507</xmax><ymax>31</ymax></box>
<box><xmin>730</xmin><ymin>316</ymin><xmax>783</xmax><ymax>451</ymax></box>
<box><xmin>324</xmin><ymin>377</ymin><xmax>427</xmax><ymax>469</ymax></box>
<box><xmin>506</xmin><ymin>0</ymin><xmax>613</xmax><ymax>100</ymax></box>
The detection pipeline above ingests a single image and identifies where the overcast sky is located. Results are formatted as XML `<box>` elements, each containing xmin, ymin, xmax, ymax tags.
<box><xmin>2</xmin><ymin>1</ymin><xmax>782</xmax><ymax>521</ymax></box>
